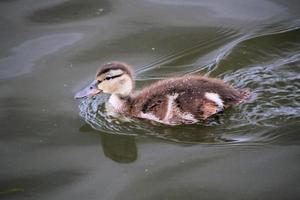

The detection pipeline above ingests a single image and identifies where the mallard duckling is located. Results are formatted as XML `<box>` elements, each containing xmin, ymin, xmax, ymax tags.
<box><xmin>75</xmin><ymin>62</ymin><xmax>250</xmax><ymax>125</ymax></box>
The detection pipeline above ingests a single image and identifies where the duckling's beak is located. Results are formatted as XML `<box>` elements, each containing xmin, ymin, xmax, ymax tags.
<box><xmin>74</xmin><ymin>80</ymin><xmax>102</xmax><ymax>99</ymax></box>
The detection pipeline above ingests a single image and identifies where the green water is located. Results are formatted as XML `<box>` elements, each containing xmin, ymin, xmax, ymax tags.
<box><xmin>0</xmin><ymin>0</ymin><xmax>300</xmax><ymax>199</ymax></box>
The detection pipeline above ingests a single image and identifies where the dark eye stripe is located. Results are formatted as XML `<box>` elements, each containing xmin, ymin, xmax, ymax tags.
<box><xmin>105</xmin><ymin>73</ymin><xmax>123</xmax><ymax>80</ymax></box>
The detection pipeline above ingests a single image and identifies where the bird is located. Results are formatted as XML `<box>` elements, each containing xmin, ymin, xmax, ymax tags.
<box><xmin>75</xmin><ymin>61</ymin><xmax>250</xmax><ymax>125</ymax></box>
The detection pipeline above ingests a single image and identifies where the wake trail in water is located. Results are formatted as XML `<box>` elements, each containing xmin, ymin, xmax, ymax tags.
<box><xmin>135</xmin><ymin>29</ymin><xmax>237</xmax><ymax>77</ymax></box>
<box><xmin>78</xmin><ymin>25</ymin><xmax>300</xmax><ymax>144</ymax></box>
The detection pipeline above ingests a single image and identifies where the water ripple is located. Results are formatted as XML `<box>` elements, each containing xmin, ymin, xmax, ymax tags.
<box><xmin>78</xmin><ymin>27</ymin><xmax>300</xmax><ymax>144</ymax></box>
<box><xmin>0</xmin><ymin>33</ymin><xmax>82</xmax><ymax>79</ymax></box>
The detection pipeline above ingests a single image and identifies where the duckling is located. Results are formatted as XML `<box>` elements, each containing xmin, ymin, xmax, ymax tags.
<box><xmin>75</xmin><ymin>61</ymin><xmax>250</xmax><ymax>125</ymax></box>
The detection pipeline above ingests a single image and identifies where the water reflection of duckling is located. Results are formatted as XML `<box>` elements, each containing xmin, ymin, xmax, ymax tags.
<box><xmin>75</xmin><ymin>61</ymin><xmax>250</xmax><ymax>125</ymax></box>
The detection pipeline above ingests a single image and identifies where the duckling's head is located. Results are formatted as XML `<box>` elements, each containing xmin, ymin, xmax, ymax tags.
<box><xmin>75</xmin><ymin>62</ymin><xmax>134</xmax><ymax>99</ymax></box>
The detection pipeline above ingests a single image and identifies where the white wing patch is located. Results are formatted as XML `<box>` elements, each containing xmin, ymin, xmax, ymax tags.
<box><xmin>140</xmin><ymin>112</ymin><xmax>163</xmax><ymax>123</ymax></box>
<box><xmin>164</xmin><ymin>93</ymin><xmax>179</xmax><ymax>121</ymax></box>
<box><xmin>179</xmin><ymin>112</ymin><xmax>198</xmax><ymax>123</ymax></box>
<box><xmin>205</xmin><ymin>92</ymin><xmax>224</xmax><ymax>111</ymax></box>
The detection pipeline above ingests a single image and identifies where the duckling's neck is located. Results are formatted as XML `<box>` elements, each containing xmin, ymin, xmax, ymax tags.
<box><xmin>108</xmin><ymin>93</ymin><xmax>130</xmax><ymax>113</ymax></box>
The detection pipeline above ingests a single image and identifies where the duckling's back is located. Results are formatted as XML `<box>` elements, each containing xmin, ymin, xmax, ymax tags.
<box><xmin>127</xmin><ymin>75</ymin><xmax>249</xmax><ymax>125</ymax></box>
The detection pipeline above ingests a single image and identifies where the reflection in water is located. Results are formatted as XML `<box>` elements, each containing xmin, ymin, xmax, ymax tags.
<box><xmin>0</xmin><ymin>33</ymin><xmax>82</xmax><ymax>79</ymax></box>
<box><xmin>147</xmin><ymin>0</ymin><xmax>285</xmax><ymax>21</ymax></box>
<box><xmin>0</xmin><ymin>170</ymin><xmax>84</xmax><ymax>199</ymax></box>
<box><xmin>101</xmin><ymin>133</ymin><xmax>137</xmax><ymax>163</ymax></box>
<box><xmin>80</xmin><ymin>124</ymin><xmax>137</xmax><ymax>163</ymax></box>
<box><xmin>29</xmin><ymin>0</ymin><xmax>110</xmax><ymax>23</ymax></box>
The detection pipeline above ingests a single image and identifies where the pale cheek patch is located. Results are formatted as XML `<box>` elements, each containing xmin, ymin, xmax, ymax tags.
<box><xmin>99</xmin><ymin>82</ymin><xmax>117</xmax><ymax>93</ymax></box>
<box><xmin>205</xmin><ymin>92</ymin><xmax>224</xmax><ymax>111</ymax></box>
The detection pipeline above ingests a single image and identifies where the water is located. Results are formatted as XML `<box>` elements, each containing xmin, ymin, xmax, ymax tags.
<box><xmin>0</xmin><ymin>0</ymin><xmax>300</xmax><ymax>199</ymax></box>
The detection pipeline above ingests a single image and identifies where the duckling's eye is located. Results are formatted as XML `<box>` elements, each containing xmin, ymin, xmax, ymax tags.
<box><xmin>104</xmin><ymin>73</ymin><xmax>124</xmax><ymax>81</ymax></box>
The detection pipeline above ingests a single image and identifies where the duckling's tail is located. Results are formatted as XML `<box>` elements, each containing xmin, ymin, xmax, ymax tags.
<box><xmin>238</xmin><ymin>88</ymin><xmax>251</xmax><ymax>103</ymax></box>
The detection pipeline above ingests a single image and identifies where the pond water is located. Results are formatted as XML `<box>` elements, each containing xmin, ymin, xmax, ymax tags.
<box><xmin>0</xmin><ymin>0</ymin><xmax>300</xmax><ymax>199</ymax></box>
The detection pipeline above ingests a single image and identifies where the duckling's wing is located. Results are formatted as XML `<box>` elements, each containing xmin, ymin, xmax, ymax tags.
<box><xmin>198</xmin><ymin>101</ymin><xmax>220</xmax><ymax>120</ymax></box>
<box><xmin>141</xmin><ymin>96</ymin><xmax>168</xmax><ymax>120</ymax></box>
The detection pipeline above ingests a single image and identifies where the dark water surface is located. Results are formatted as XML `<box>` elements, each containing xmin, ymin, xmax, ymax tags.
<box><xmin>1</xmin><ymin>0</ymin><xmax>300</xmax><ymax>199</ymax></box>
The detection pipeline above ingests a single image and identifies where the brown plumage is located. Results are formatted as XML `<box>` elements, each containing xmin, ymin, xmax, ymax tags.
<box><xmin>96</xmin><ymin>62</ymin><xmax>134</xmax><ymax>79</ymax></box>
<box><xmin>75</xmin><ymin>62</ymin><xmax>251</xmax><ymax>125</ymax></box>
<box><xmin>124</xmin><ymin>76</ymin><xmax>249</xmax><ymax>124</ymax></box>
